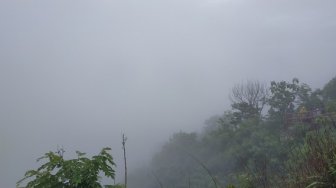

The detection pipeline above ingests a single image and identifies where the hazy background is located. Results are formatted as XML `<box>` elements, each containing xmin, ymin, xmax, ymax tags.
<box><xmin>0</xmin><ymin>0</ymin><xmax>335</xmax><ymax>187</ymax></box>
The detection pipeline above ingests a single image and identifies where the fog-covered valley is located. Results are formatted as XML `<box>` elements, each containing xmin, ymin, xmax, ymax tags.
<box><xmin>1</xmin><ymin>0</ymin><xmax>336</xmax><ymax>187</ymax></box>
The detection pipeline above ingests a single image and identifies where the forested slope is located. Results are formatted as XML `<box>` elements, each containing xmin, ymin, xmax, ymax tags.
<box><xmin>129</xmin><ymin>76</ymin><xmax>336</xmax><ymax>188</ymax></box>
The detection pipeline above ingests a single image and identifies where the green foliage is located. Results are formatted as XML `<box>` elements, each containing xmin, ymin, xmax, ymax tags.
<box><xmin>235</xmin><ymin>174</ymin><xmax>255</xmax><ymax>188</ymax></box>
<box><xmin>225</xmin><ymin>184</ymin><xmax>236</xmax><ymax>188</ymax></box>
<box><xmin>268</xmin><ymin>78</ymin><xmax>313</xmax><ymax>118</ymax></box>
<box><xmin>150</xmin><ymin>132</ymin><xmax>207</xmax><ymax>188</ymax></box>
<box><xmin>127</xmin><ymin>76</ymin><xmax>336</xmax><ymax>188</ymax></box>
<box><xmin>285</xmin><ymin>129</ymin><xmax>336</xmax><ymax>188</ymax></box>
<box><xmin>17</xmin><ymin>147</ymin><xmax>116</xmax><ymax>188</ymax></box>
<box><xmin>322</xmin><ymin>77</ymin><xmax>336</xmax><ymax>101</ymax></box>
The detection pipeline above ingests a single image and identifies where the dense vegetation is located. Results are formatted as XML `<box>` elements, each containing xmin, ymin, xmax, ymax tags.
<box><xmin>18</xmin><ymin>76</ymin><xmax>336</xmax><ymax>188</ymax></box>
<box><xmin>129</xmin><ymin>77</ymin><xmax>336</xmax><ymax>188</ymax></box>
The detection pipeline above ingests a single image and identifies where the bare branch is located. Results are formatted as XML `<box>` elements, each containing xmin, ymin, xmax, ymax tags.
<box><xmin>230</xmin><ymin>81</ymin><xmax>269</xmax><ymax>119</ymax></box>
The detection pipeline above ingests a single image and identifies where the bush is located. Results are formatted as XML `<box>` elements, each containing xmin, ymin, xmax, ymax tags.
<box><xmin>17</xmin><ymin>147</ymin><xmax>116</xmax><ymax>188</ymax></box>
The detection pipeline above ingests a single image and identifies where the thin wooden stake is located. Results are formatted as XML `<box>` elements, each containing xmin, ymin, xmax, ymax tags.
<box><xmin>122</xmin><ymin>134</ymin><xmax>128</xmax><ymax>188</ymax></box>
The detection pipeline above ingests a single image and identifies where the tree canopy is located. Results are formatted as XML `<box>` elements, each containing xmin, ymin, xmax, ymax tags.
<box><xmin>129</xmin><ymin>76</ymin><xmax>336</xmax><ymax>188</ymax></box>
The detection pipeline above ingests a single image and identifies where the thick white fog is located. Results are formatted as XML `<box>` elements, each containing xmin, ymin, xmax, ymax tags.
<box><xmin>1</xmin><ymin>0</ymin><xmax>335</xmax><ymax>187</ymax></box>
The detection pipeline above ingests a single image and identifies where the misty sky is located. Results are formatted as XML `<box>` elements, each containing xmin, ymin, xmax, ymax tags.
<box><xmin>1</xmin><ymin>0</ymin><xmax>335</xmax><ymax>187</ymax></box>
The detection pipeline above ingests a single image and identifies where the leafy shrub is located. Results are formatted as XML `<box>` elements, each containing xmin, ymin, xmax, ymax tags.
<box><xmin>17</xmin><ymin>147</ymin><xmax>116</xmax><ymax>188</ymax></box>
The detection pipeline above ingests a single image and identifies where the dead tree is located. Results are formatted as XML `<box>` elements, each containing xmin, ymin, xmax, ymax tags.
<box><xmin>230</xmin><ymin>81</ymin><xmax>269</xmax><ymax>120</ymax></box>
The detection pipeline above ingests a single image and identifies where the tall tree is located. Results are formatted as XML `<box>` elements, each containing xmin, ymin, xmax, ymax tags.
<box><xmin>322</xmin><ymin>76</ymin><xmax>336</xmax><ymax>102</ymax></box>
<box><xmin>268</xmin><ymin>78</ymin><xmax>300</xmax><ymax>118</ymax></box>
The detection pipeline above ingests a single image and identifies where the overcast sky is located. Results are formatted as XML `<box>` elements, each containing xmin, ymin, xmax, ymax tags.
<box><xmin>1</xmin><ymin>0</ymin><xmax>335</xmax><ymax>187</ymax></box>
